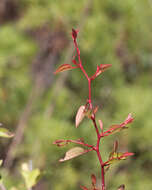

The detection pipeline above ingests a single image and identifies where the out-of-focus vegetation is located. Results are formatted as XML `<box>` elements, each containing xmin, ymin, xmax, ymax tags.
<box><xmin>0</xmin><ymin>0</ymin><xmax>152</xmax><ymax>189</ymax></box>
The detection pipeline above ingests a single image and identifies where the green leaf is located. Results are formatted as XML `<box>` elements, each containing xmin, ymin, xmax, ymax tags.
<box><xmin>21</xmin><ymin>163</ymin><xmax>40</xmax><ymax>189</ymax></box>
<box><xmin>0</xmin><ymin>127</ymin><xmax>14</xmax><ymax>138</ymax></box>
<box><xmin>59</xmin><ymin>147</ymin><xmax>88</xmax><ymax>162</ymax></box>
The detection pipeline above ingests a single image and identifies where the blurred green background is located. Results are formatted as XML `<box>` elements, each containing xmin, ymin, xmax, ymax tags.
<box><xmin>0</xmin><ymin>0</ymin><xmax>152</xmax><ymax>189</ymax></box>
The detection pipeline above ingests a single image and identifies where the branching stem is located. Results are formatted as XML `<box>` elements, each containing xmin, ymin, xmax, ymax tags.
<box><xmin>73</xmin><ymin>39</ymin><xmax>93</xmax><ymax>109</ymax></box>
<box><xmin>73</xmin><ymin>35</ymin><xmax>106</xmax><ymax>190</ymax></box>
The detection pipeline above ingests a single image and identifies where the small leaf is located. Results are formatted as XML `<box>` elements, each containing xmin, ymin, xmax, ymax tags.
<box><xmin>98</xmin><ymin>120</ymin><xmax>103</xmax><ymax>132</ymax></box>
<box><xmin>0</xmin><ymin>127</ymin><xmax>14</xmax><ymax>138</ymax></box>
<box><xmin>93</xmin><ymin>106</ymin><xmax>99</xmax><ymax>115</ymax></box>
<box><xmin>122</xmin><ymin>152</ymin><xmax>134</xmax><ymax>158</ymax></box>
<box><xmin>104</xmin><ymin>124</ymin><xmax>127</xmax><ymax>136</ymax></box>
<box><xmin>53</xmin><ymin>139</ymin><xmax>69</xmax><ymax>147</ymax></box>
<box><xmin>54</xmin><ymin>64</ymin><xmax>77</xmax><ymax>74</ymax></box>
<box><xmin>118</xmin><ymin>184</ymin><xmax>125</xmax><ymax>190</ymax></box>
<box><xmin>72</xmin><ymin>28</ymin><xmax>79</xmax><ymax>40</ymax></box>
<box><xmin>99</xmin><ymin>64</ymin><xmax>112</xmax><ymax>71</ymax></box>
<box><xmin>21</xmin><ymin>163</ymin><xmax>40</xmax><ymax>189</ymax></box>
<box><xmin>84</xmin><ymin>108</ymin><xmax>92</xmax><ymax>118</ymax></box>
<box><xmin>59</xmin><ymin>147</ymin><xmax>88</xmax><ymax>162</ymax></box>
<box><xmin>120</xmin><ymin>113</ymin><xmax>134</xmax><ymax>127</ymax></box>
<box><xmin>80</xmin><ymin>185</ymin><xmax>89</xmax><ymax>190</ymax></box>
<box><xmin>113</xmin><ymin>140</ymin><xmax>118</xmax><ymax>152</ymax></box>
<box><xmin>75</xmin><ymin>105</ymin><xmax>85</xmax><ymax>128</ymax></box>
<box><xmin>106</xmin><ymin>151</ymin><xmax>134</xmax><ymax>165</ymax></box>
<box><xmin>91</xmin><ymin>174</ymin><xmax>96</xmax><ymax>186</ymax></box>
<box><xmin>95</xmin><ymin>64</ymin><xmax>112</xmax><ymax>78</ymax></box>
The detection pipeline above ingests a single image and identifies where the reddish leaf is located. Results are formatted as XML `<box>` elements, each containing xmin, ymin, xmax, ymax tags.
<box><xmin>72</xmin><ymin>28</ymin><xmax>79</xmax><ymax>40</ymax></box>
<box><xmin>59</xmin><ymin>147</ymin><xmax>88</xmax><ymax>162</ymax></box>
<box><xmin>105</xmin><ymin>151</ymin><xmax>134</xmax><ymax>165</ymax></box>
<box><xmin>72</xmin><ymin>59</ymin><xmax>79</xmax><ymax>65</ymax></box>
<box><xmin>99</xmin><ymin>64</ymin><xmax>112</xmax><ymax>71</ymax></box>
<box><xmin>122</xmin><ymin>152</ymin><xmax>134</xmax><ymax>157</ymax></box>
<box><xmin>120</xmin><ymin>113</ymin><xmax>134</xmax><ymax>127</ymax></box>
<box><xmin>75</xmin><ymin>105</ymin><xmax>85</xmax><ymax>128</ymax></box>
<box><xmin>104</xmin><ymin>114</ymin><xmax>134</xmax><ymax>136</ymax></box>
<box><xmin>53</xmin><ymin>139</ymin><xmax>69</xmax><ymax>147</ymax></box>
<box><xmin>80</xmin><ymin>185</ymin><xmax>89</xmax><ymax>190</ymax></box>
<box><xmin>98</xmin><ymin>120</ymin><xmax>103</xmax><ymax>132</ymax></box>
<box><xmin>91</xmin><ymin>174</ymin><xmax>96</xmax><ymax>186</ymax></box>
<box><xmin>104</xmin><ymin>124</ymin><xmax>125</xmax><ymax>136</ymax></box>
<box><xmin>54</xmin><ymin>64</ymin><xmax>77</xmax><ymax>74</ymax></box>
<box><xmin>92</xmin><ymin>106</ymin><xmax>99</xmax><ymax>115</ymax></box>
<box><xmin>93</xmin><ymin>64</ymin><xmax>112</xmax><ymax>79</ymax></box>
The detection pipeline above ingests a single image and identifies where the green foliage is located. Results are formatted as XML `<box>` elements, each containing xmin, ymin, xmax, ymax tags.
<box><xmin>21</xmin><ymin>163</ymin><xmax>40</xmax><ymax>189</ymax></box>
<box><xmin>0</xmin><ymin>127</ymin><xmax>14</xmax><ymax>138</ymax></box>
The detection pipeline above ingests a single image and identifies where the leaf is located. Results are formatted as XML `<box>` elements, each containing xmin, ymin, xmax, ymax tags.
<box><xmin>104</xmin><ymin>124</ymin><xmax>128</xmax><ymax>136</ymax></box>
<box><xmin>99</xmin><ymin>64</ymin><xmax>112</xmax><ymax>71</ymax></box>
<box><xmin>106</xmin><ymin>151</ymin><xmax>134</xmax><ymax>165</ymax></box>
<box><xmin>75</xmin><ymin>105</ymin><xmax>85</xmax><ymax>128</ymax></box>
<box><xmin>21</xmin><ymin>163</ymin><xmax>40</xmax><ymax>189</ymax></box>
<box><xmin>59</xmin><ymin>147</ymin><xmax>88</xmax><ymax>162</ymax></box>
<box><xmin>72</xmin><ymin>28</ymin><xmax>79</xmax><ymax>40</ymax></box>
<box><xmin>54</xmin><ymin>64</ymin><xmax>77</xmax><ymax>74</ymax></box>
<box><xmin>93</xmin><ymin>106</ymin><xmax>99</xmax><ymax>115</ymax></box>
<box><xmin>84</xmin><ymin>108</ymin><xmax>92</xmax><ymax>118</ymax></box>
<box><xmin>84</xmin><ymin>103</ymin><xmax>97</xmax><ymax>119</ymax></box>
<box><xmin>91</xmin><ymin>174</ymin><xmax>96</xmax><ymax>187</ymax></box>
<box><xmin>120</xmin><ymin>113</ymin><xmax>134</xmax><ymax>127</ymax></box>
<box><xmin>98</xmin><ymin>120</ymin><xmax>103</xmax><ymax>132</ymax></box>
<box><xmin>53</xmin><ymin>139</ymin><xmax>69</xmax><ymax>147</ymax></box>
<box><xmin>80</xmin><ymin>185</ymin><xmax>89</xmax><ymax>190</ymax></box>
<box><xmin>94</xmin><ymin>64</ymin><xmax>112</xmax><ymax>78</ymax></box>
<box><xmin>0</xmin><ymin>127</ymin><xmax>14</xmax><ymax>138</ymax></box>
<box><xmin>113</xmin><ymin>140</ymin><xmax>118</xmax><ymax>152</ymax></box>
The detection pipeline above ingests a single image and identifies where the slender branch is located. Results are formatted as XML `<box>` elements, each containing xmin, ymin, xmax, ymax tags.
<box><xmin>66</xmin><ymin>139</ymin><xmax>95</xmax><ymax>150</ymax></box>
<box><xmin>74</xmin><ymin>35</ymin><xmax>106</xmax><ymax>189</ymax></box>
<box><xmin>91</xmin><ymin>115</ymin><xmax>105</xmax><ymax>190</ymax></box>
<box><xmin>88</xmin><ymin>78</ymin><xmax>92</xmax><ymax>109</ymax></box>
<box><xmin>91</xmin><ymin>116</ymin><xmax>100</xmax><ymax>139</ymax></box>
<box><xmin>73</xmin><ymin>38</ymin><xmax>93</xmax><ymax>108</ymax></box>
<box><xmin>101</xmin><ymin>166</ymin><xmax>106</xmax><ymax>190</ymax></box>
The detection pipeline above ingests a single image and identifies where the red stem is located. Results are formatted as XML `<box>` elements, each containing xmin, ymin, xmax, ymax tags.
<box><xmin>73</xmin><ymin>39</ymin><xmax>92</xmax><ymax>108</ymax></box>
<box><xmin>73</xmin><ymin>36</ymin><xmax>105</xmax><ymax>190</ymax></box>
<box><xmin>91</xmin><ymin>116</ymin><xmax>105</xmax><ymax>190</ymax></box>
